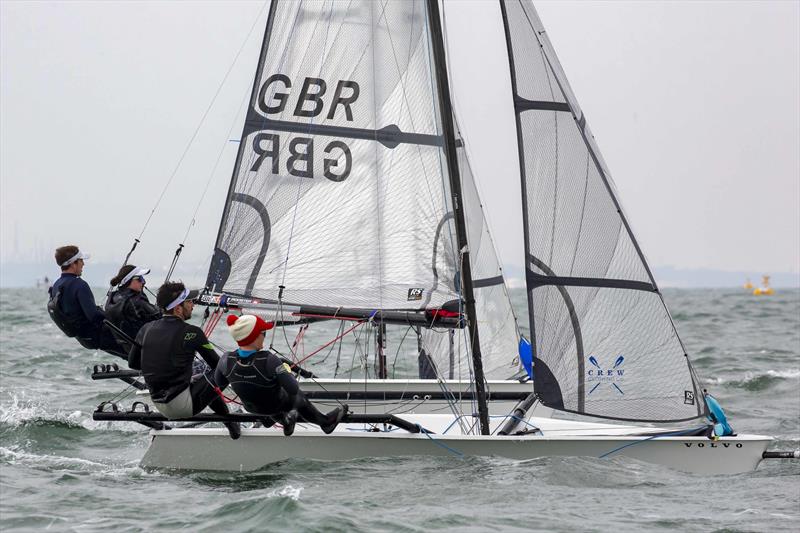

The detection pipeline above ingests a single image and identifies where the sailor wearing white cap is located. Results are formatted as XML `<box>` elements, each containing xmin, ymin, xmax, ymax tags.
<box><xmin>47</xmin><ymin>245</ymin><xmax>127</xmax><ymax>358</ymax></box>
<box><xmin>105</xmin><ymin>264</ymin><xmax>161</xmax><ymax>344</ymax></box>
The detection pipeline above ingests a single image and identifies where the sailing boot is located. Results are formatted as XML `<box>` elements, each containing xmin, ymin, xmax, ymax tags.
<box><xmin>225</xmin><ymin>421</ymin><xmax>241</xmax><ymax>440</ymax></box>
<box><xmin>282</xmin><ymin>409</ymin><xmax>298</xmax><ymax>437</ymax></box>
<box><xmin>321</xmin><ymin>404</ymin><xmax>348</xmax><ymax>435</ymax></box>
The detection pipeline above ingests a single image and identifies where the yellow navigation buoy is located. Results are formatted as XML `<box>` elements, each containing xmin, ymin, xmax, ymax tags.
<box><xmin>743</xmin><ymin>278</ymin><xmax>753</xmax><ymax>289</ymax></box>
<box><xmin>753</xmin><ymin>275</ymin><xmax>774</xmax><ymax>296</ymax></box>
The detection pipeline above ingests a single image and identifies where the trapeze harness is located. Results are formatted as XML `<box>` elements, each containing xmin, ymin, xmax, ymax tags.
<box><xmin>104</xmin><ymin>287</ymin><xmax>161</xmax><ymax>341</ymax></box>
<box><xmin>47</xmin><ymin>273</ymin><xmax>103</xmax><ymax>338</ymax></box>
<box><xmin>129</xmin><ymin>316</ymin><xmax>223</xmax><ymax>406</ymax></box>
<box><xmin>47</xmin><ymin>273</ymin><xmax>127</xmax><ymax>358</ymax></box>
<box><xmin>216</xmin><ymin>349</ymin><xmax>337</xmax><ymax>428</ymax></box>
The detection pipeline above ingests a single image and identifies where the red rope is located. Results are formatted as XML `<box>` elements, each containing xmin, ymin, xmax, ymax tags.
<box><xmin>213</xmin><ymin>385</ymin><xmax>243</xmax><ymax>405</ymax></box>
<box><xmin>294</xmin><ymin>320</ymin><xmax>365</xmax><ymax>366</ymax></box>
<box><xmin>210</xmin><ymin>309</ymin><xmax>224</xmax><ymax>335</ymax></box>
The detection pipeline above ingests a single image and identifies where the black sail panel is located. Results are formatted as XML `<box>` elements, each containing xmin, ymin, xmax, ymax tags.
<box><xmin>500</xmin><ymin>0</ymin><xmax>705</xmax><ymax>422</ymax></box>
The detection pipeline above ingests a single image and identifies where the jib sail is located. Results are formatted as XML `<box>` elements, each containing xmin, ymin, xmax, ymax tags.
<box><xmin>500</xmin><ymin>0</ymin><xmax>706</xmax><ymax>422</ymax></box>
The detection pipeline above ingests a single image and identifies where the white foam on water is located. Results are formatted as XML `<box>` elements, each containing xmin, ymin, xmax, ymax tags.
<box><xmin>702</xmin><ymin>368</ymin><xmax>800</xmax><ymax>385</ymax></box>
<box><xmin>0</xmin><ymin>444</ymin><xmax>147</xmax><ymax>478</ymax></box>
<box><xmin>764</xmin><ymin>369</ymin><xmax>800</xmax><ymax>379</ymax></box>
<box><xmin>0</xmin><ymin>392</ymin><xmax>48</xmax><ymax>426</ymax></box>
<box><xmin>268</xmin><ymin>485</ymin><xmax>303</xmax><ymax>501</ymax></box>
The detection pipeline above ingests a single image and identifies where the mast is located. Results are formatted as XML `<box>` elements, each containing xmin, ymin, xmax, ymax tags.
<box><xmin>425</xmin><ymin>0</ymin><xmax>490</xmax><ymax>435</ymax></box>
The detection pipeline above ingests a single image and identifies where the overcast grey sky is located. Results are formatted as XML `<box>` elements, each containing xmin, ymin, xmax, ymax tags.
<box><xmin>1</xmin><ymin>0</ymin><xmax>798</xmax><ymax>279</ymax></box>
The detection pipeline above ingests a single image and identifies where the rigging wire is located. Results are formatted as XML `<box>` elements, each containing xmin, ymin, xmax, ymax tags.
<box><xmin>112</xmin><ymin>0</ymin><xmax>268</xmax><ymax>280</ymax></box>
<box><xmin>134</xmin><ymin>1</ymin><xmax>269</xmax><ymax>242</ymax></box>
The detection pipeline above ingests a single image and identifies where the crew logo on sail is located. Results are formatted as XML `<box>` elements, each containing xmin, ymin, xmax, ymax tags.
<box><xmin>252</xmin><ymin>74</ymin><xmax>360</xmax><ymax>182</ymax></box>
<box><xmin>586</xmin><ymin>355</ymin><xmax>625</xmax><ymax>395</ymax></box>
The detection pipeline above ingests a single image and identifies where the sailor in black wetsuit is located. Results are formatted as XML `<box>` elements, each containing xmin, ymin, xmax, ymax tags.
<box><xmin>216</xmin><ymin>314</ymin><xmax>346</xmax><ymax>436</ymax></box>
<box><xmin>105</xmin><ymin>265</ymin><xmax>161</xmax><ymax>349</ymax></box>
<box><xmin>128</xmin><ymin>281</ymin><xmax>240</xmax><ymax>439</ymax></box>
<box><xmin>47</xmin><ymin>245</ymin><xmax>127</xmax><ymax>358</ymax></box>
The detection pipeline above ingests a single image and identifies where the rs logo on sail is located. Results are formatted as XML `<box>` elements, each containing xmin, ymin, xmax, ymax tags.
<box><xmin>586</xmin><ymin>355</ymin><xmax>625</xmax><ymax>395</ymax></box>
<box><xmin>252</xmin><ymin>75</ymin><xmax>360</xmax><ymax>182</ymax></box>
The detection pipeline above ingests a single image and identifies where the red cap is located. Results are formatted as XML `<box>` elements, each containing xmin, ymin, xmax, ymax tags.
<box><xmin>226</xmin><ymin>314</ymin><xmax>274</xmax><ymax>346</ymax></box>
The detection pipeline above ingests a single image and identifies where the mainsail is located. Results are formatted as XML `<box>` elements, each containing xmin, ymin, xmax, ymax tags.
<box><xmin>500</xmin><ymin>0</ymin><xmax>706</xmax><ymax>422</ymax></box>
<box><xmin>207</xmin><ymin>0</ymin><xmax>520</xmax><ymax>381</ymax></box>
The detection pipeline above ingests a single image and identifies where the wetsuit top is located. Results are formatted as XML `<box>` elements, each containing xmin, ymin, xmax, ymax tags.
<box><xmin>215</xmin><ymin>349</ymin><xmax>299</xmax><ymax>415</ymax></box>
<box><xmin>48</xmin><ymin>273</ymin><xmax>105</xmax><ymax>338</ymax></box>
<box><xmin>128</xmin><ymin>316</ymin><xmax>219</xmax><ymax>403</ymax></box>
<box><xmin>104</xmin><ymin>288</ymin><xmax>161</xmax><ymax>340</ymax></box>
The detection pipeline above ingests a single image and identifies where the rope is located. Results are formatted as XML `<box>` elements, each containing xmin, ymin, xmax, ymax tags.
<box><xmin>293</xmin><ymin>320</ymin><xmax>366</xmax><ymax>366</ymax></box>
<box><xmin>133</xmin><ymin>1</ymin><xmax>269</xmax><ymax>244</ymax></box>
<box><xmin>212</xmin><ymin>384</ymin><xmax>243</xmax><ymax>406</ymax></box>
<box><xmin>417</xmin><ymin>425</ymin><xmax>464</xmax><ymax>457</ymax></box>
<box><xmin>598</xmin><ymin>426</ymin><xmax>708</xmax><ymax>459</ymax></box>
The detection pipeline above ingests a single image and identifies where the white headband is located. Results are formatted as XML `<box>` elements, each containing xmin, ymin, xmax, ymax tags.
<box><xmin>61</xmin><ymin>251</ymin><xmax>89</xmax><ymax>267</ymax></box>
<box><xmin>119</xmin><ymin>266</ymin><xmax>150</xmax><ymax>287</ymax></box>
<box><xmin>166</xmin><ymin>288</ymin><xmax>190</xmax><ymax>310</ymax></box>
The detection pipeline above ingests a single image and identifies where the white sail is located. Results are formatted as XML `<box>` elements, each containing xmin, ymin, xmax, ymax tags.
<box><xmin>500</xmin><ymin>0</ymin><xmax>705</xmax><ymax>422</ymax></box>
<box><xmin>207</xmin><ymin>0</ymin><xmax>520</xmax><ymax>380</ymax></box>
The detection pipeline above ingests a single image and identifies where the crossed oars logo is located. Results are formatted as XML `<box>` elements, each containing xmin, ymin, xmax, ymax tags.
<box><xmin>587</xmin><ymin>355</ymin><xmax>625</xmax><ymax>395</ymax></box>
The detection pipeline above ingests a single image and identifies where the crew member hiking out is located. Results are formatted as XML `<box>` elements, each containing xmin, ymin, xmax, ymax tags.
<box><xmin>105</xmin><ymin>264</ymin><xmax>161</xmax><ymax>350</ymax></box>
<box><xmin>47</xmin><ymin>245</ymin><xmax>127</xmax><ymax>358</ymax></box>
<box><xmin>128</xmin><ymin>281</ymin><xmax>240</xmax><ymax>440</ymax></box>
<box><xmin>216</xmin><ymin>314</ymin><xmax>347</xmax><ymax>436</ymax></box>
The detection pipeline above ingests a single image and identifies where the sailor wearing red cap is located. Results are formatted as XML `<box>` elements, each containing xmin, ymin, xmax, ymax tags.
<box><xmin>216</xmin><ymin>314</ymin><xmax>347</xmax><ymax>436</ymax></box>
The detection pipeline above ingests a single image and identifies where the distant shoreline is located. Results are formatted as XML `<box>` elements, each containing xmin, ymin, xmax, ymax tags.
<box><xmin>2</xmin><ymin>261</ymin><xmax>797</xmax><ymax>290</ymax></box>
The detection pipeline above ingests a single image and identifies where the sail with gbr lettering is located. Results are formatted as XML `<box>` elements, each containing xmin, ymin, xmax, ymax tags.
<box><xmin>206</xmin><ymin>0</ymin><xmax>520</xmax><ymax>379</ymax></box>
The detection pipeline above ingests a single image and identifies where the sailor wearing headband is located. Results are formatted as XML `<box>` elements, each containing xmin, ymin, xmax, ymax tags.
<box><xmin>128</xmin><ymin>281</ymin><xmax>240</xmax><ymax>440</ymax></box>
<box><xmin>104</xmin><ymin>264</ymin><xmax>161</xmax><ymax>346</ymax></box>
<box><xmin>47</xmin><ymin>245</ymin><xmax>127</xmax><ymax>358</ymax></box>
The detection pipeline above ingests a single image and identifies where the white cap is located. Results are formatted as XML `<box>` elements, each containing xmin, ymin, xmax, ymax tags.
<box><xmin>61</xmin><ymin>250</ymin><xmax>90</xmax><ymax>267</ymax></box>
<box><xmin>119</xmin><ymin>266</ymin><xmax>151</xmax><ymax>286</ymax></box>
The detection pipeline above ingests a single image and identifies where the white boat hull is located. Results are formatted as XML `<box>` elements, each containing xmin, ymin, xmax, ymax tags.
<box><xmin>139</xmin><ymin>414</ymin><xmax>770</xmax><ymax>475</ymax></box>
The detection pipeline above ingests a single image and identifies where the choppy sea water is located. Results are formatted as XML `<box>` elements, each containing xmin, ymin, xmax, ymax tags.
<box><xmin>0</xmin><ymin>287</ymin><xmax>798</xmax><ymax>532</ymax></box>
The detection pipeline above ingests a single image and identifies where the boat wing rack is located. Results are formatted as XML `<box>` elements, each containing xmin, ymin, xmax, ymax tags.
<box><xmin>93</xmin><ymin>402</ymin><xmax>426</xmax><ymax>434</ymax></box>
<box><xmin>92</xmin><ymin>363</ymin><xmax>146</xmax><ymax>390</ymax></box>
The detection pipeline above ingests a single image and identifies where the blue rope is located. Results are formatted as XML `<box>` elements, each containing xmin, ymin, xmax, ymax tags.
<box><xmin>416</xmin><ymin>425</ymin><xmax>464</xmax><ymax>457</ymax></box>
<box><xmin>598</xmin><ymin>426</ymin><xmax>708</xmax><ymax>459</ymax></box>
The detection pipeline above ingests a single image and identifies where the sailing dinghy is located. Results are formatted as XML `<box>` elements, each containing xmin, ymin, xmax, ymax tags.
<box><xmin>93</xmin><ymin>0</ymin><xmax>796</xmax><ymax>474</ymax></box>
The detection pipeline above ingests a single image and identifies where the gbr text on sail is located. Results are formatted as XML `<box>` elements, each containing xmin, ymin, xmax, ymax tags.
<box><xmin>251</xmin><ymin>75</ymin><xmax>360</xmax><ymax>182</ymax></box>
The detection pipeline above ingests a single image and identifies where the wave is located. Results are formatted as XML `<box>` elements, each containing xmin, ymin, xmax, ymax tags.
<box><xmin>703</xmin><ymin>369</ymin><xmax>800</xmax><ymax>391</ymax></box>
<box><xmin>0</xmin><ymin>445</ymin><xmax>147</xmax><ymax>479</ymax></box>
<box><xmin>0</xmin><ymin>393</ymin><xmax>90</xmax><ymax>429</ymax></box>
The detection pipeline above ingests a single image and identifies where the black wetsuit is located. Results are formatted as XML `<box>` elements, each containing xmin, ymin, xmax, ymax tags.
<box><xmin>128</xmin><ymin>316</ymin><xmax>229</xmax><ymax>416</ymax></box>
<box><xmin>216</xmin><ymin>350</ymin><xmax>337</xmax><ymax>427</ymax></box>
<box><xmin>104</xmin><ymin>288</ymin><xmax>161</xmax><ymax>346</ymax></box>
<box><xmin>47</xmin><ymin>273</ymin><xmax>126</xmax><ymax>358</ymax></box>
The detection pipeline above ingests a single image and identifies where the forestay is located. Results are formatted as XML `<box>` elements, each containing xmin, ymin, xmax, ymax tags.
<box><xmin>207</xmin><ymin>0</ymin><xmax>520</xmax><ymax>379</ymax></box>
<box><xmin>500</xmin><ymin>0</ymin><xmax>706</xmax><ymax>422</ymax></box>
